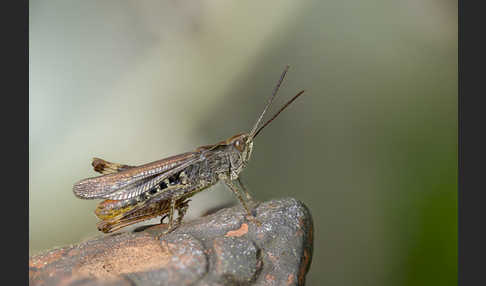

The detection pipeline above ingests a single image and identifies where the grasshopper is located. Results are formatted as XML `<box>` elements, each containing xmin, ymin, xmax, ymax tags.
<box><xmin>73</xmin><ymin>65</ymin><xmax>305</xmax><ymax>235</ymax></box>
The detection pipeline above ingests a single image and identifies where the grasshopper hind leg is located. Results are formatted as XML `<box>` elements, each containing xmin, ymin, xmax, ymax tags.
<box><xmin>157</xmin><ymin>198</ymin><xmax>190</xmax><ymax>239</ymax></box>
<box><xmin>176</xmin><ymin>199</ymin><xmax>190</xmax><ymax>225</ymax></box>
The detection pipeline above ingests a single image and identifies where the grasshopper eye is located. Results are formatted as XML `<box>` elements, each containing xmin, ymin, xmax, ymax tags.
<box><xmin>234</xmin><ymin>139</ymin><xmax>245</xmax><ymax>152</ymax></box>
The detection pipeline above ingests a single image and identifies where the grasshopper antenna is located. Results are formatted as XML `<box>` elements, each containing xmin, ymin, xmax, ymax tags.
<box><xmin>249</xmin><ymin>65</ymin><xmax>290</xmax><ymax>140</ymax></box>
<box><xmin>252</xmin><ymin>90</ymin><xmax>305</xmax><ymax>139</ymax></box>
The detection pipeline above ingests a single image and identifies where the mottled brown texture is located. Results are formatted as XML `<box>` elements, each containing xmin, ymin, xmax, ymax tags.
<box><xmin>91</xmin><ymin>158</ymin><xmax>134</xmax><ymax>175</ymax></box>
<box><xmin>30</xmin><ymin>198</ymin><xmax>313</xmax><ymax>286</ymax></box>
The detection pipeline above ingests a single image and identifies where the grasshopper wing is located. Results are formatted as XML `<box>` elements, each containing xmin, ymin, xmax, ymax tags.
<box><xmin>73</xmin><ymin>152</ymin><xmax>202</xmax><ymax>200</ymax></box>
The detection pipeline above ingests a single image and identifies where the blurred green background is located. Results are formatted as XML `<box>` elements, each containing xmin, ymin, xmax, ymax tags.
<box><xmin>29</xmin><ymin>1</ymin><xmax>457</xmax><ymax>285</ymax></box>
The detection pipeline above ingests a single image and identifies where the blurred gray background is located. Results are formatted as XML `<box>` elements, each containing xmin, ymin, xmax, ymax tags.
<box><xmin>29</xmin><ymin>1</ymin><xmax>457</xmax><ymax>285</ymax></box>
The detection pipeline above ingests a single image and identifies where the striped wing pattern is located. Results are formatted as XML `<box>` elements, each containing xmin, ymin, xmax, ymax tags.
<box><xmin>73</xmin><ymin>152</ymin><xmax>200</xmax><ymax>200</ymax></box>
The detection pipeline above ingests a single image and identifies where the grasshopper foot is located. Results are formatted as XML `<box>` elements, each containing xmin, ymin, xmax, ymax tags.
<box><xmin>246</xmin><ymin>214</ymin><xmax>262</xmax><ymax>227</ymax></box>
<box><xmin>155</xmin><ymin>224</ymin><xmax>177</xmax><ymax>240</ymax></box>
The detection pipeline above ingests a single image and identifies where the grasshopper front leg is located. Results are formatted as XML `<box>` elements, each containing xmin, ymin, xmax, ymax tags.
<box><xmin>236</xmin><ymin>177</ymin><xmax>254</xmax><ymax>201</ymax></box>
<box><xmin>223</xmin><ymin>179</ymin><xmax>261</xmax><ymax>226</ymax></box>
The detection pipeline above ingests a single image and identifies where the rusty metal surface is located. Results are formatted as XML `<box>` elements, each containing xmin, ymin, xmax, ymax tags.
<box><xmin>30</xmin><ymin>198</ymin><xmax>314</xmax><ymax>286</ymax></box>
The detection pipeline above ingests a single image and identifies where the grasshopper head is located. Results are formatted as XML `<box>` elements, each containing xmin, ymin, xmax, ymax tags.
<box><xmin>225</xmin><ymin>133</ymin><xmax>254</xmax><ymax>178</ymax></box>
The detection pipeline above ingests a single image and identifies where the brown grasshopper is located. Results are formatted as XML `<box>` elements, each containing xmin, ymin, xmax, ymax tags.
<box><xmin>73</xmin><ymin>65</ymin><xmax>305</xmax><ymax>235</ymax></box>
